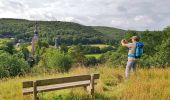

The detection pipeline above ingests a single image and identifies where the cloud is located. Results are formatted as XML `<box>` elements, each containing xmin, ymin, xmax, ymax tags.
<box><xmin>134</xmin><ymin>15</ymin><xmax>154</xmax><ymax>23</ymax></box>
<box><xmin>0</xmin><ymin>0</ymin><xmax>170</xmax><ymax>30</ymax></box>
<box><xmin>117</xmin><ymin>6</ymin><xmax>127</xmax><ymax>12</ymax></box>
<box><xmin>60</xmin><ymin>17</ymin><xmax>75</xmax><ymax>22</ymax></box>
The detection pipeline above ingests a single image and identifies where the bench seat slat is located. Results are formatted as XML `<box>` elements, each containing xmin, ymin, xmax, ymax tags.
<box><xmin>23</xmin><ymin>74</ymin><xmax>100</xmax><ymax>88</ymax></box>
<box><xmin>23</xmin><ymin>80</ymin><xmax>91</xmax><ymax>95</ymax></box>
<box><xmin>36</xmin><ymin>74</ymin><xmax>99</xmax><ymax>87</ymax></box>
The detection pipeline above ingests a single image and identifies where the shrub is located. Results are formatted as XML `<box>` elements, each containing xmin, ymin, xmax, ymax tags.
<box><xmin>84</xmin><ymin>56</ymin><xmax>97</xmax><ymax>66</ymax></box>
<box><xmin>0</xmin><ymin>53</ymin><xmax>30</xmax><ymax>78</ymax></box>
<box><xmin>68</xmin><ymin>46</ymin><xmax>85</xmax><ymax>65</ymax></box>
<box><xmin>38</xmin><ymin>48</ymin><xmax>72</xmax><ymax>72</ymax></box>
<box><xmin>100</xmin><ymin>46</ymin><xmax>114</xmax><ymax>53</ymax></box>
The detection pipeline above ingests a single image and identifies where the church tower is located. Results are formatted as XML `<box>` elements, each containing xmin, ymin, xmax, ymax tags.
<box><xmin>31</xmin><ymin>22</ymin><xmax>39</xmax><ymax>56</ymax></box>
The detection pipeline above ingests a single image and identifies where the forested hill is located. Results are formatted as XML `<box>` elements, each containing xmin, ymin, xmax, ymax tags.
<box><xmin>93</xmin><ymin>26</ymin><xmax>126</xmax><ymax>41</ymax></box>
<box><xmin>0</xmin><ymin>18</ymin><xmax>125</xmax><ymax>45</ymax></box>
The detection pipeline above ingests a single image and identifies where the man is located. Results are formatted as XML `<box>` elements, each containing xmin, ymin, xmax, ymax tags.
<box><xmin>121</xmin><ymin>36</ymin><xmax>140</xmax><ymax>79</ymax></box>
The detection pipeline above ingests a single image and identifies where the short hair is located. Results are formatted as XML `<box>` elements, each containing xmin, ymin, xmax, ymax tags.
<box><xmin>131</xmin><ymin>36</ymin><xmax>140</xmax><ymax>41</ymax></box>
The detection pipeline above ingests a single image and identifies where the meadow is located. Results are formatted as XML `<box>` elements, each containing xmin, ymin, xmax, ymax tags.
<box><xmin>87</xmin><ymin>44</ymin><xmax>113</xmax><ymax>48</ymax></box>
<box><xmin>0</xmin><ymin>38</ymin><xmax>11</xmax><ymax>47</ymax></box>
<box><xmin>85</xmin><ymin>54</ymin><xmax>102</xmax><ymax>59</ymax></box>
<box><xmin>0</xmin><ymin>65</ymin><xmax>170</xmax><ymax>100</ymax></box>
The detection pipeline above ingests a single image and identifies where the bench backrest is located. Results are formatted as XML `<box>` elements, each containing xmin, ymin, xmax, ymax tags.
<box><xmin>23</xmin><ymin>74</ymin><xmax>100</xmax><ymax>88</ymax></box>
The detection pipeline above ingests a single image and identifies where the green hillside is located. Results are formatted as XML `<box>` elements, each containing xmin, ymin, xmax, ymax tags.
<box><xmin>93</xmin><ymin>26</ymin><xmax>125</xmax><ymax>34</ymax></box>
<box><xmin>0</xmin><ymin>18</ymin><xmax>125</xmax><ymax>45</ymax></box>
<box><xmin>93</xmin><ymin>26</ymin><xmax>126</xmax><ymax>41</ymax></box>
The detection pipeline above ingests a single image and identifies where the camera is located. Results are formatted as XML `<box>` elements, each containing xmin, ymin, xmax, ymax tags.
<box><xmin>122</xmin><ymin>39</ymin><xmax>128</xmax><ymax>43</ymax></box>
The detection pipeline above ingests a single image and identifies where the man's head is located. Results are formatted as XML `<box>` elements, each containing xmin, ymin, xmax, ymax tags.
<box><xmin>131</xmin><ymin>36</ymin><xmax>140</xmax><ymax>42</ymax></box>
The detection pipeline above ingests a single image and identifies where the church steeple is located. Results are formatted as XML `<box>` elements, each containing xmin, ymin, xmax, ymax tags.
<box><xmin>34</xmin><ymin>22</ymin><xmax>38</xmax><ymax>37</ymax></box>
<box><xmin>31</xmin><ymin>22</ymin><xmax>39</xmax><ymax>56</ymax></box>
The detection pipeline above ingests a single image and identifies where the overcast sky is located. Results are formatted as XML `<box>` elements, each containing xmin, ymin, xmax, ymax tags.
<box><xmin>0</xmin><ymin>0</ymin><xmax>170</xmax><ymax>30</ymax></box>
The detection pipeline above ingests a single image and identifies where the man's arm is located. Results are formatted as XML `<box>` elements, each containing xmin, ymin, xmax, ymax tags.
<box><xmin>121</xmin><ymin>39</ymin><xmax>128</xmax><ymax>47</ymax></box>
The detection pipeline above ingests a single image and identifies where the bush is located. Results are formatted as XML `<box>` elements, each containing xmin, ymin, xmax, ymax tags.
<box><xmin>68</xmin><ymin>46</ymin><xmax>85</xmax><ymax>65</ymax></box>
<box><xmin>60</xmin><ymin>44</ymin><xmax>68</xmax><ymax>53</ymax></box>
<box><xmin>150</xmin><ymin>38</ymin><xmax>170</xmax><ymax>68</ymax></box>
<box><xmin>100</xmin><ymin>46</ymin><xmax>114</xmax><ymax>53</ymax></box>
<box><xmin>38</xmin><ymin>48</ymin><xmax>72</xmax><ymax>72</ymax></box>
<box><xmin>84</xmin><ymin>46</ymin><xmax>101</xmax><ymax>54</ymax></box>
<box><xmin>84</xmin><ymin>56</ymin><xmax>97</xmax><ymax>66</ymax></box>
<box><xmin>0</xmin><ymin>53</ymin><xmax>30</xmax><ymax>78</ymax></box>
<box><xmin>0</xmin><ymin>41</ymin><xmax>14</xmax><ymax>54</ymax></box>
<box><xmin>100</xmin><ymin>46</ymin><xmax>127</xmax><ymax>67</ymax></box>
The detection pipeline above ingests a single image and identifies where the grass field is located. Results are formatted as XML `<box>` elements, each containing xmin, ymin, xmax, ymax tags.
<box><xmin>0</xmin><ymin>38</ymin><xmax>11</xmax><ymax>47</ymax></box>
<box><xmin>85</xmin><ymin>54</ymin><xmax>102</xmax><ymax>59</ymax></box>
<box><xmin>0</xmin><ymin>65</ymin><xmax>170</xmax><ymax>100</ymax></box>
<box><xmin>68</xmin><ymin>44</ymin><xmax>113</xmax><ymax>48</ymax></box>
<box><xmin>88</xmin><ymin>44</ymin><xmax>113</xmax><ymax>48</ymax></box>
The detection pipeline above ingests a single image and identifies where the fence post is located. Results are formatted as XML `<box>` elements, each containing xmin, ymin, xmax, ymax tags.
<box><xmin>33</xmin><ymin>81</ymin><xmax>38</xmax><ymax>100</ymax></box>
<box><xmin>90</xmin><ymin>74</ymin><xmax>94</xmax><ymax>96</ymax></box>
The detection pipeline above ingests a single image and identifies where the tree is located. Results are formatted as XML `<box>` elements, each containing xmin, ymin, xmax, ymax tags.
<box><xmin>84</xmin><ymin>56</ymin><xmax>97</xmax><ymax>66</ymax></box>
<box><xmin>100</xmin><ymin>46</ymin><xmax>114</xmax><ymax>53</ymax></box>
<box><xmin>60</xmin><ymin>44</ymin><xmax>68</xmax><ymax>53</ymax></box>
<box><xmin>151</xmin><ymin>37</ymin><xmax>170</xmax><ymax>67</ymax></box>
<box><xmin>20</xmin><ymin>46</ymin><xmax>29</xmax><ymax>60</ymax></box>
<box><xmin>0</xmin><ymin>53</ymin><xmax>30</xmax><ymax>78</ymax></box>
<box><xmin>38</xmin><ymin>48</ymin><xmax>72</xmax><ymax>72</ymax></box>
<box><xmin>2</xmin><ymin>42</ymin><xmax>14</xmax><ymax>54</ymax></box>
<box><xmin>124</xmin><ymin>30</ymin><xmax>138</xmax><ymax>40</ymax></box>
<box><xmin>68</xmin><ymin>45</ymin><xmax>86</xmax><ymax>65</ymax></box>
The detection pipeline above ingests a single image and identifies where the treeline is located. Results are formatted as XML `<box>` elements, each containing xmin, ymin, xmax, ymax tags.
<box><xmin>59</xmin><ymin>45</ymin><xmax>115</xmax><ymax>54</ymax></box>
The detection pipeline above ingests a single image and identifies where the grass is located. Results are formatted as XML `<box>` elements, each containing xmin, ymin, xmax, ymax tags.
<box><xmin>0</xmin><ymin>38</ymin><xmax>11</xmax><ymax>47</ymax></box>
<box><xmin>27</xmin><ymin>45</ymin><xmax>32</xmax><ymax>52</ymax></box>
<box><xmin>88</xmin><ymin>44</ymin><xmax>112</xmax><ymax>48</ymax></box>
<box><xmin>0</xmin><ymin>66</ymin><xmax>170</xmax><ymax>100</ymax></box>
<box><xmin>85</xmin><ymin>54</ymin><xmax>102</xmax><ymax>59</ymax></box>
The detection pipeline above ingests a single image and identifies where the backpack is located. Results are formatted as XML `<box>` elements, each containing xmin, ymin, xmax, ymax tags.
<box><xmin>135</xmin><ymin>42</ymin><xmax>144</xmax><ymax>58</ymax></box>
<box><xmin>128</xmin><ymin>42</ymin><xmax>144</xmax><ymax>58</ymax></box>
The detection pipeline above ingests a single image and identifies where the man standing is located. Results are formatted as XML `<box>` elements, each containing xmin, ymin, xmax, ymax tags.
<box><xmin>121</xmin><ymin>36</ymin><xmax>141</xmax><ymax>79</ymax></box>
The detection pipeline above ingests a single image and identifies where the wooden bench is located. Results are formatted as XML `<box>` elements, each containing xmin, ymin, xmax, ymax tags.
<box><xmin>22</xmin><ymin>74</ymin><xmax>100</xmax><ymax>100</ymax></box>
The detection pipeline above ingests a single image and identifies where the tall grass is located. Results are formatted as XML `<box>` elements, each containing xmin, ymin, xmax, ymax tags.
<box><xmin>0</xmin><ymin>66</ymin><xmax>170</xmax><ymax>100</ymax></box>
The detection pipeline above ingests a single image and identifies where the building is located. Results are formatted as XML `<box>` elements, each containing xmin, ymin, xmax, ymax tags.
<box><xmin>31</xmin><ymin>22</ymin><xmax>39</xmax><ymax>56</ymax></box>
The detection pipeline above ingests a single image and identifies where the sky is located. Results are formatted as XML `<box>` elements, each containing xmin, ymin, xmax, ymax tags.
<box><xmin>0</xmin><ymin>0</ymin><xmax>170</xmax><ymax>31</ymax></box>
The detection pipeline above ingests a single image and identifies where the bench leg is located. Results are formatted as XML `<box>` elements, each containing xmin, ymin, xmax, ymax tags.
<box><xmin>89</xmin><ymin>74</ymin><xmax>94</xmax><ymax>97</ymax></box>
<box><xmin>33</xmin><ymin>81</ymin><xmax>38</xmax><ymax>100</ymax></box>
